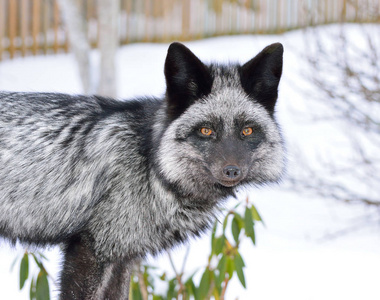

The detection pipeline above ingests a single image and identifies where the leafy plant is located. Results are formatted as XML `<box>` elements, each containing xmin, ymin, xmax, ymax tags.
<box><xmin>12</xmin><ymin>251</ymin><xmax>51</xmax><ymax>300</ymax></box>
<box><xmin>130</xmin><ymin>196</ymin><xmax>263</xmax><ymax>300</ymax></box>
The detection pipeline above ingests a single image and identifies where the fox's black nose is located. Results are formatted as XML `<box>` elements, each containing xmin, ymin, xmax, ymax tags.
<box><xmin>223</xmin><ymin>165</ymin><xmax>241</xmax><ymax>179</ymax></box>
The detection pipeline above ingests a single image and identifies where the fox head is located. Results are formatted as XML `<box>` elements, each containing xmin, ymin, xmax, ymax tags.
<box><xmin>155</xmin><ymin>42</ymin><xmax>285</xmax><ymax>203</ymax></box>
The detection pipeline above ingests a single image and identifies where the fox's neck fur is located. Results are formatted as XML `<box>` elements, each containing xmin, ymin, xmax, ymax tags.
<box><xmin>85</xmin><ymin>101</ymin><xmax>223</xmax><ymax>263</ymax></box>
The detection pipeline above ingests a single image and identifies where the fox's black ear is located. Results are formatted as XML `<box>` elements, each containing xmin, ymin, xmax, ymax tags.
<box><xmin>240</xmin><ymin>43</ymin><xmax>283</xmax><ymax>115</ymax></box>
<box><xmin>164</xmin><ymin>42</ymin><xmax>213</xmax><ymax>120</ymax></box>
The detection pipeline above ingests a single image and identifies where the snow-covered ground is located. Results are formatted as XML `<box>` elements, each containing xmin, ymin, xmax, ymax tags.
<box><xmin>1</xmin><ymin>24</ymin><xmax>380</xmax><ymax>300</ymax></box>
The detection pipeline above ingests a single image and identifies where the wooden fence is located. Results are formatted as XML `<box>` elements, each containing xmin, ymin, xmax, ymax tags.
<box><xmin>0</xmin><ymin>0</ymin><xmax>379</xmax><ymax>61</ymax></box>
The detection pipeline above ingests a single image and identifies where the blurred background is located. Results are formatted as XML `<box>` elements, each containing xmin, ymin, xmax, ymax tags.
<box><xmin>0</xmin><ymin>0</ymin><xmax>379</xmax><ymax>59</ymax></box>
<box><xmin>0</xmin><ymin>0</ymin><xmax>379</xmax><ymax>299</ymax></box>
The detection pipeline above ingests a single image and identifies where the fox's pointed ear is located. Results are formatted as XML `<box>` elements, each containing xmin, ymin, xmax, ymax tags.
<box><xmin>164</xmin><ymin>42</ymin><xmax>213</xmax><ymax>120</ymax></box>
<box><xmin>240</xmin><ymin>43</ymin><xmax>283</xmax><ymax>115</ymax></box>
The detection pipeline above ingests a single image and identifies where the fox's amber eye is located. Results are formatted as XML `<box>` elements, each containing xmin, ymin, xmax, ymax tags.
<box><xmin>200</xmin><ymin>128</ymin><xmax>213</xmax><ymax>136</ymax></box>
<box><xmin>242</xmin><ymin>127</ymin><xmax>253</xmax><ymax>136</ymax></box>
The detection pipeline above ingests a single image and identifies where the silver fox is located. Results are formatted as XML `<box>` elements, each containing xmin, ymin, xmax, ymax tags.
<box><xmin>0</xmin><ymin>42</ymin><xmax>284</xmax><ymax>299</ymax></box>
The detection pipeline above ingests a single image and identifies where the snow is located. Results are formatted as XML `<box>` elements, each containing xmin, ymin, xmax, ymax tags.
<box><xmin>1</xmin><ymin>24</ymin><xmax>380</xmax><ymax>299</ymax></box>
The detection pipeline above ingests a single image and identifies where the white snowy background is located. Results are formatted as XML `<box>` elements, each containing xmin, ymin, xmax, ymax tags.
<box><xmin>1</xmin><ymin>24</ymin><xmax>379</xmax><ymax>299</ymax></box>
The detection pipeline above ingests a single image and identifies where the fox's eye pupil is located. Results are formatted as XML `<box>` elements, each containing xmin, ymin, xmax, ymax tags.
<box><xmin>200</xmin><ymin>128</ymin><xmax>212</xmax><ymax>136</ymax></box>
<box><xmin>242</xmin><ymin>127</ymin><xmax>253</xmax><ymax>136</ymax></box>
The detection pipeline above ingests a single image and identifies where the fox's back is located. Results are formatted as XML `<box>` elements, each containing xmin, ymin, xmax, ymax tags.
<box><xmin>0</xmin><ymin>92</ymin><xmax>141</xmax><ymax>244</ymax></box>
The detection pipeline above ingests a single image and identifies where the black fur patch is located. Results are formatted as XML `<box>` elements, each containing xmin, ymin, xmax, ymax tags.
<box><xmin>239</xmin><ymin>43</ymin><xmax>283</xmax><ymax>115</ymax></box>
<box><xmin>60</xmin><ymin>235</ymin><xmax>101</xmax><ymax>299</ymax></box>
<box><xmin>164</xmin><ymin>43</ymin><xmax>213</xmax><ymax>121</ymax></box>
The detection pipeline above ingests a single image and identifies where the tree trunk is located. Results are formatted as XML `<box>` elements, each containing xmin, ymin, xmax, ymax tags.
<box><xmin>58</xmin><ymin>0</ymin><xmax>92</xmax><ymax>94</ymax></box>
<box><xmin>97</xmin><ymin>0</ymin><xmax>120</xmax><ymax>98</ymax></box>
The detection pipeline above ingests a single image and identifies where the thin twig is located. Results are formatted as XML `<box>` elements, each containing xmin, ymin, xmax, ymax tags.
<box><xmin>180</xmin><ymin>246</ymin><xmax>191</xmax><ymax>275</ymax></box>
<box><xmin>220</xmin><ymin>277</ymin><xmax>230</xmax><ymax>300</ymax></box>
<box><xmin>168</xmin><ymin>252</ymin><xmax>186</xmax><ymax>299</ymax></box>
<box><xmin>134</xmin><ymin>262</ymin><xmax>148</xmax><ymax>300</ymax></box>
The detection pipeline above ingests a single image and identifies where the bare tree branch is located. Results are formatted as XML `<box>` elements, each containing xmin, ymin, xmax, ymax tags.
<box><xmin>289</xmin><ymin>20</ymin><xmax>380</xmax><ymax>214</ymax></box>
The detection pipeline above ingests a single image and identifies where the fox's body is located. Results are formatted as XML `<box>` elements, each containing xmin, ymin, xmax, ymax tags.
<box><xmin>0</xmin><ymin>43</ymin><xmax>284</xmax><ymax>299</ymax></box>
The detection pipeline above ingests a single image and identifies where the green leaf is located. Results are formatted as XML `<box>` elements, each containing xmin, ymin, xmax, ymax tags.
<box><xmin>216</xmin><ymin>236</ymin><xmax>225</xmax><ymax>254</ymax></box>
<box><xmin>159</xmin><ymin>272</ymin><xmax>166</xmax><ymax>281</ymax></box>
<box><xmin>251</xmin><ymin>204</ymin><xmax>264</xmax><ymax>223</ymax></box>
<box><xmin>216</xmin><ymin>255</ymin><xmax>227</xmax><ymax>289</ymax></box>
<box><xmin>141</xmin><ymin>267</ymin><xmax>150</xmax><ymax>288</ymax></box>
<box><xmin>20</xmin><ymin>253</ymin><xmax>29</xmax><ymax>290</ymax></box>
<box><xmin>234</xmin><ymin>212</ymin><xmax>245</xmax><ymax>230</ymax></box>
<box><xmin>143</xmin><ymin>264</ymin><xmax>158</xmax><ymax>270</ymax></box>
<box><xmin>167</xmin><ymin>278</ymin><xmax>176</xmax><ymax>300</ymax></box>
<box><xmin>226</xmin><ymin>257</ymin><xmax>235</xmax><ymax>279</ymax></box>
<box><xmin>36</xmin><ymin>270</ymin><xmax>50</xmax><ymax>300</ymax></box>
<box><xmin>235</xmin><ymin>252</ymin><xmax>245</xmax><ymax>268</ymax></box>
<box><xmin>234</xmin><ymin>253</ymin><xmax>246</xmax><ymax>288</ymax></box>
<box><xmin>244</xmin><ymin>207</ymin><xmax>254</xmax><ymax>235</ymax></box>
<box><xmin>31</xmin><ymin>253</ymin><xmax>43</xmax><ymax>270</ymax></box>
<box><xmin>244</xmin><ymin>207</ymin><xmax>256</xmax><ymax>245</ymax></box>
<box><xmin>185</xmin><ymin>277</ymin><xmax>196</xmax><ymax>297</ymax></box>
<box><xmin>213</xmin><ymin>286</ymin><xmax>221</xmax><ymax>300</ymax></box>
<box><xmin>211</xmin><ymin>221</ymin><xmax>218</xmax><ymax>242</ymax></box>
<box><xmin>185</xmin><ymin>269</ymin><xmax>201</xmax><ymax>300</ymax></box>
<box><xmin>198</xmin><ymin>268</ymin><xmax>211</xmax><ymax>300</ymax></box>
<box><xmin>131</xmin><ymin>278</ymin><xmax>141</xmax><ymax>300</ymax></box>
<box><xmin>250</xmin><ymin>228</ymin><xmax>256</xmax><ymax>245</ymax></box>
<box><xmin>211</xmin><ymin>221</ymin><xmax>218</xmax><ymax>255</ymax></box>
<box><xmin>222</xmin><ymin>214</ymin><xmax>229</xmax><ymax>233</ymax></box>
<box><xmin>231</xmin><ymin>217</ymin><xmax>240</xmax><ymax>244</ymax></box>
<box><xmin>215</xmin><ymin>235</ymin><xmax>225</xmax><ymax>255</ymax></box>
<box><xmin>30</xmin><ymin>277</ymin><xmax>36</xmax><ymax>300</ymax></box>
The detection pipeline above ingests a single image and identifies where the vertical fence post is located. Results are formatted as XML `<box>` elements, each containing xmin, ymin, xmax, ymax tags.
<box><xmin>53</xmin><ymin>0</ymin><xmax>59</xmax><ymax>54</ymax></box>
<box><xmin>254</xmin><ymin>0</ymin><xmax>261</xmax><ymax>33</ymax></box>
<box><xmin>43</xmin><ymin>0</ymin><xmax>49</xmax><ymax>54</ymax></box>
<box><xmin>276</xmin><ymin>0</ymin><xmax>281</xmax><ymax>33</ymax></box>
<box><xmin>86</xmin><ymin>0</ymin><xmax>92</xmax><ymax>43</ymax></box>
<box><xmin>162</xmin><ymin>0</ymin><xmax>168</xmax><ymax>42</ymax></box>
<box><xmin>182</xmin><ymin>0</ymin><xmax>190</xmax><ymax>40</ymax></box>
<box><xmin>199</xmin><ymin>0</ymin><xmax>205</xmax><ymax>39</ymax></box>
<box><xmin>0</xmin><ymin>0</ymin><xmax>5</xmax><ymax>61</ymax></box>
<box><xmin>152</xmin><ymin>0</ymin><xmax>160</xmax><ymax>42</ymax></box>
<box><xmin>244</xmin><ymin>0</ymin><xmax>250</xmax><ymax>34</ymax></box>
<box><xmin>20</xmin><ymin>0</ymin><xmax>28</xmax><ymax>57</ymax></box>
<box><xmin>32</xmin><ymin>0</ymin><xmax>41</xmax><ymax>55</ymax></box>
<box><xmin>125</xmin><ymin>0</ymin><xmax>129</xmax><ymax>43</ymax></box>
<box><xmin>144</xmin><ymin>0</ymin><xmax>151</xmax><ymax>42</ymax></box>
<box><xmin>9</xmin><ymin>0</ymin><xmax>16</xmax><ymax>59</ymax></box>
